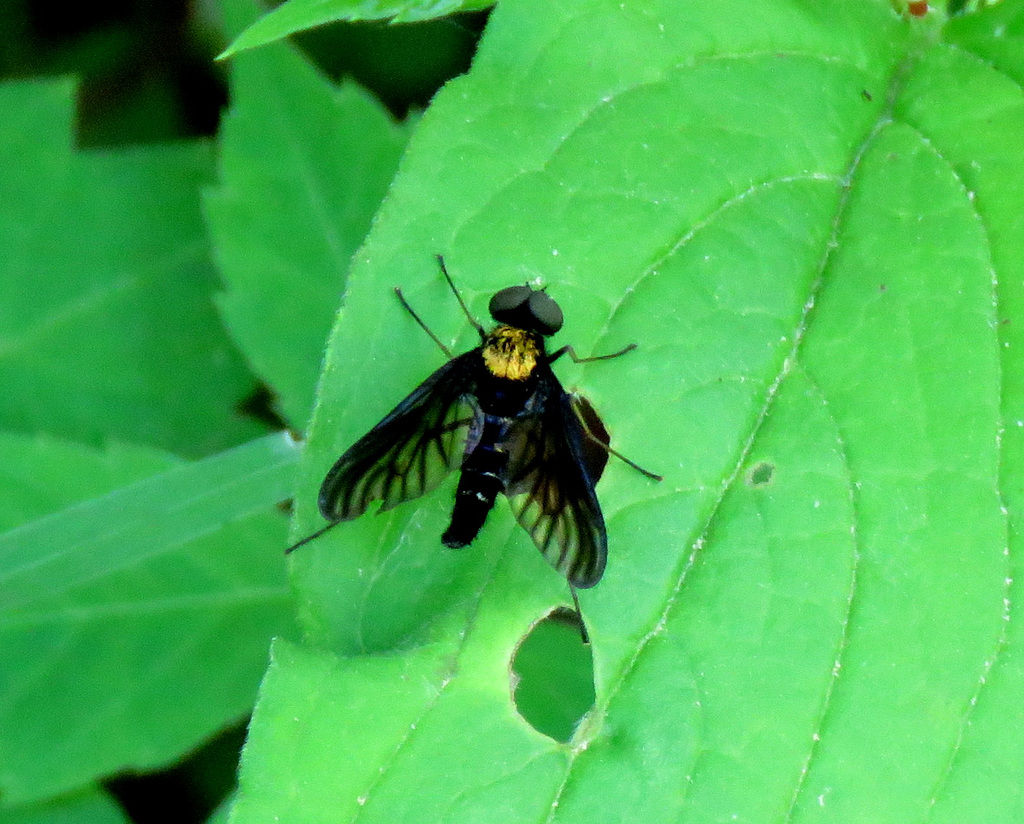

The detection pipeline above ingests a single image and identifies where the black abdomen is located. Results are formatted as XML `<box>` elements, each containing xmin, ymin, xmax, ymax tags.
<box><xmin>442</xmin><ymin>417</ymin><xmax>508</xmax><ymax>548</ymax></box>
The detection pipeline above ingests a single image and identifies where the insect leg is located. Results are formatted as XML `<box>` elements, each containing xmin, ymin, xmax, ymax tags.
<box><xmin>435</xmin><ymin>254</ymin><xmax>486</xmax><ymax>339</ymax></box>
<box><xmin>570</xmin><ymin>585</ymin><xmax>591</xmax><ymax>645</ymax></box>
<box><xmin>547</xmin><ymin>342</ymin><xmax>637</xmax><ymax>364</ymax></box>
<box><xmin>394</xmin><ymin>287</ymin><xmax>454</xmax><ymax>358</ymax></box>
<box><xmin>570</xmin><ymin>396</ymin><xmax>664</xmax><ymax>481</ymax></box>
<box><xmin>284</xmin><ymin>519</ymin><xmax>344</xmax><ymax>554</ymax></box>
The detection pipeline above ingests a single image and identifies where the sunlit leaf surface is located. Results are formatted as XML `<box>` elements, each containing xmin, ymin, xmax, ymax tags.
<box><xmin>230</xmin><ymin>0</ymin><xmax>1024</xmax><ymax>821</ymax></box>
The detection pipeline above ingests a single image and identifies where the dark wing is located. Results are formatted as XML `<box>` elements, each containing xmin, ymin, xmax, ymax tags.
<box><xmin>318</xmin><ymin>351</ymin><xmax>479</xmax><ymax>522</ymax></box>
<box><xmin>503</xmin><ymin>375</ymin><xmax>608</xmax><ymax>589</ymax></box>
<box><xmin>569</xmin><ymin>394</ymin><xmax>611</xmax><ymax>486</ymax></box>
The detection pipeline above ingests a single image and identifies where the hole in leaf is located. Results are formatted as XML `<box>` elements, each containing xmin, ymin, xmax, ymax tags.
<box><xmin>747</xmin><ymin>461</ymin><xmax>775</xmax><ymax>487</ymax></box>
<box><xmin>511</xmin><ymin>607</ymin><xmax>596</xmax><ymax>742</ymax></box>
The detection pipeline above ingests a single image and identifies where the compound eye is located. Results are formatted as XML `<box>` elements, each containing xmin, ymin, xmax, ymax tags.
<box><xmin>489</xmin><ymin>285</ymin><xmax>532</xmax><ymax>320</ymax></box>
<box><xmin>528</xmin><ymin>290</ymin><xmax>563</xmax><ymax>335</ymax></box>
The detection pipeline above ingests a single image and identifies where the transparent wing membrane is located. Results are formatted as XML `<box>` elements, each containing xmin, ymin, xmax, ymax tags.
<box><xmin>505</xmin><ymin>380</ymin><xmax>608</xmax><ymax>588</ymax></box>
<box><xmin>318</xmin><ymin>353</ymin><xmax>478</xmax><ymax>521</ymax></box>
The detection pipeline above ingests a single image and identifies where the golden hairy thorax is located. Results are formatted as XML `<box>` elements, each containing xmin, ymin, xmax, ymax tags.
<box><xmin>482</xmin><ymin>325</ymin><xmax>541</xmax><ymax>381</ymax></box>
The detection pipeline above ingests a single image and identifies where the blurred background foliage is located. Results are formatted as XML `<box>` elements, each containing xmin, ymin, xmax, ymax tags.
<box><xmin>0</xmin><ymin>2</ymin><xmax>486</xmax><ymax>821</ymax></box>
<box><xmin>0</xmin><ymin>0</ymin><xmax>486</xmax><ymax>147</ymax></box>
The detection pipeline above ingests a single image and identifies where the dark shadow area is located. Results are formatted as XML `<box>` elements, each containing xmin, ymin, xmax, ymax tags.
<box><xmin>1</xmin><ymin>1</ymin><xmax>490</xmax><ymax>146</ymax></box>
<box><xmin>294</xmin><ymin>11</ymin><xmax>490</xmax><ymax>120</ymax></box>
<box><xmin>105</xmin><ymin>719</ymin><xmax>248</xmax><ymax>824</ymax></box>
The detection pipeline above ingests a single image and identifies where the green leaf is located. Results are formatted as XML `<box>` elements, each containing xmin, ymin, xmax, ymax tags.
<box><xmin>945</xmin><ymin>0</ymin><xmax>1024</xmax><ymax>84</ymax></box>
<box><xmin>219</xmin><ymin>0</ymin><xmax>492</xmax><ymax>59</ymax></box>
<box><xmin>887</xmin><ymin>26</ymin><xmax>1024</xmax><ymax>822</ymax></box>
<box><xmin>0</xmin><ymin>78</ymin><xmax>262</xmax><ymax>457</ymax></box>
<box><xmin>0</xmin><ymin>432</ymin><xmax>299</xmax><ymax>803</ymax></box>
<box><xmin>206</xmin><ymin>0</ymin><xmax>413</xmax><ymax>428</ymax></box>
<box><xmin>205</xmin><ymin>793</ymin><xmax>235</xmax><ymax>824</ymax></box>
<box><xmin>234</xmin><ymin>0</ymin><xmax>1024</xmax><ymax>821</ymax></box>
<box><xmin>0</xmin><ymin>786</ymin><xmax>130</xmax><ymax>824</ymax></box>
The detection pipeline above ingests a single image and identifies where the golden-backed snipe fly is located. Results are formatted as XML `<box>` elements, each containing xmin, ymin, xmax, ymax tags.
<box><xmin>288</xmin><ymin>256</ymin><xmax>660</xmax><ymax>605</ymax></box>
